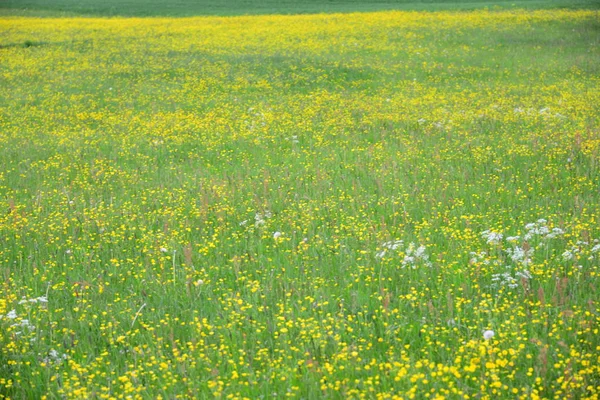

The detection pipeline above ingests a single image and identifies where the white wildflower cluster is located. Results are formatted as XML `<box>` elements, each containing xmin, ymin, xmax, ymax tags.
<box><xmin>562</xmin><ymin>246</ymin><xmax>580</xmax><ymax>261</ymax></box>
<box><xmin>254</xmin><ymin>210</ymin><xmax>272</xmax><ymax>227</ymax></box>
<box><xmin>402</xmin><ymin>243</ymin><xmax>432</xmax><ymax>269</ymax></box>
<box><xmin>481</xmin><ymin>220</ymin><xmax>564</xmax><ymax>249</ymax></box>
<box><xmin>285</xmin><ymin>135</ymin><xmax>299</xmax><ymax>144</ymax></box>
<box><xmin>506</xmin><ymin>246</ymin><xmax>534</xmax><ymax>266</ymax></box>
<box><xmin>0</xmin><ymin>309</ymin><xmax>18</xmax><ymax>320</ymax></box>
<box><xmin>14</xmin><ymin>318</ymin><xmax>36</xmax><ymax>335</ymax></box>
<box><xmin>515</xmin><ymin>269</ymin><xmax>533</xmax><ymax>280</ymax></box>
<box><xmin>560</xmin><ymin>239</ymin><xmax>600</xmax><ymax>268</ymax></box>
<box><xmin>562</xmin><ymin>250</ymin><xmax>574</xmax><ymax>261</ymax></box>
<box><xmin>1</xmin><ymin>293</ymin><xmax>50</xmax><ymax>338</ymax></box>
<box><xmin>0</xmin><ymin>308</ymin><xmax>36</xmax><ymax>336</ymax></box>
<box><xmin>524</xmin><ymin>219</ymin><xmax>564</xmax><ymax>241</ymax></box>
<box><xmin>491</xmin><ymin>271</ymin><xmax>518</xmax><ymax>289</ymax></box>
<box><xmin>375</xmin><ymin>240</ymin><xmax>403</xmax><ymax>259</ymax></box>
<box><xmin>240</xmin><ymin>210</ymin><xmax>272</xmax><ymax>228</ymax></box>
<box><xmin>469</xmin><ymin>251</ymin><xmax>491</xmax><ymax>265</ymax></box>
<box><xmin>491</xmin><ymin>266</ymin><xmax>532</xmax><ymax>290</ymax></box>
<box><xmin>18</xmin><ymin>295</ymin><xmax>48</xmax><ymax>305</ymax></box>
<box><xmin>481</xmin><ymin>230</ymin><xmax>503</xmax><ymax>245</ymax></box>
<box><xmin>476</xmin><ymin>219</ymin><xmax>600</xmax><ymax>292</ymax></box>
<box><xmin>42</xmin><ymin>349</ymin><xmax>68</xmax><ymax>366</ymax></box>
<box><xmin>1</xmin><ymin>293</ymin><xmax>67</xmax><ymax>367</ymax></box>
<box><xmin>376</xmin><ymin>240</ymin><xmax>432</xmax><ymax>268</ymax></box>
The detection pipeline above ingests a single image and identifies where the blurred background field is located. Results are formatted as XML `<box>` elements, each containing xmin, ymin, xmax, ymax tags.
<box><xmin>1</xmin><ymin>0</ymin><xmax>598</xmax><ymax>16</ymax></box>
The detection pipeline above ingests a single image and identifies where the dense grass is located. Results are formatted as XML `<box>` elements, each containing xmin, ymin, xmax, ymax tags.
<box><xmin>1</xmin><ymin>5</ymin><xmax>600</xmax><ymax>400</ymax></box>
<box><xmin>1</xmin><ymin>0</ymin><xmax>598</xmax><ymax>17</ymax></box>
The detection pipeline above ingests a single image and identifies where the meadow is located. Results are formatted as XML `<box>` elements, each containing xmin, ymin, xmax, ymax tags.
<box><xmin>1</xmin><ymin>3</ymin><xmax>600</xmax><ymax>399</ymax></box>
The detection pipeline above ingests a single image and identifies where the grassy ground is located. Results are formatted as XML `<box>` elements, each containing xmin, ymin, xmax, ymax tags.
<box><xmin>0</xmin><ymin>0</ymin><xmax>598</xmax><ymax>17</ymax></box>
<box><xmin>1</xmin><ymin>3</ymin><xmax>600</xmax><ymax>400</ymax></box>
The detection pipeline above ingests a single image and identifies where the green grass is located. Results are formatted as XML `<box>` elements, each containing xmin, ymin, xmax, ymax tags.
<box><xmin>1</xmin><ymin>0</ymin><xmax>598</xmax><ymax>17</ymax></box>
<box><xmin>1</xmin><ymin>4</ymin><xmax>600</xmax><ymax>400</ymax></box>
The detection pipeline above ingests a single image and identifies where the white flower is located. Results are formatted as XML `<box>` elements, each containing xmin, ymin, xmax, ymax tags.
<box><xmin>16</xmin><ymin>319</ymin><xmax>35</xmax><ymax>330</ymax></box>
<box><xmin>483</xmin><ymin>330</ymin><xmax>495</xmax><ymax>340</ymax></box>
<box><xmin>19</xmin><ymin>295</ymin><xmax>49</xmax><ymax>305</ymax></box>
<box><xmin>491</xmin><ymin>272</ymin><xmax>518</xmax><ymax>289</ymax></box>
<box><xmin>382</xmin><ymin>240</ymin><xmax>403</xmax><ymax>250</ymax></box>
<box><xmin>545</xmin><ymin>227</ymin><xmax>565</xmax><ymax>239</ymax></box>
<box><xmin>481</xmin><ymin>230</ymin><xmax>503</xmax><ymax>245</ymax></box>
<box><xmin>515</xmin><ymin>270</ymin><xmax>532</xmax><ymax>280</ymax></box>
<box><xmin>469</xmin><ymin>251</ymin><xmax>489</xmax><ymax>265</ymax></box>
<box><xmin>403</xmin><ymin>255</ymin><xmax>415</xmax><ymax>265</ymax></box>
<box><xmin>507</xmin><ymin>246</ymin><xmax>534</xmax><ymax>265</ymax></box>
<box><xmin>195</xmin><ymin>279</ymin><xmax>204</xmax><ymax>286</ymax></box>
<box><xmin>43</xmin><ymin>349</ymin><xmax>68</xmax><ymax>366</ymax></box>
<box><xmin>562</xmin><ymin>250</ymin><xmax>574</xmax><ymax>261</ymax></box>
<box><xmin>400</xmin><ymin>243</ymin><xmax>432</xmax><ymax>268</ymax></box>
<box><xmin>254</xmin><ymin>211</ymin><xmax>270</xmax><ymax>227</ymax></box>
<box><xmin>273</xmin><ymin>231</ymin><xmax>282</xmax><ymax>239</ymax></box>
<box><xmin>6</xmin><ymin>310</ymin><xmax>17</xmax><ymax>320</ymax></box>
<box><xmin>377</xmin><ymin>240</ymin><xmax>430</xmax><ymax>267</ymax></box>
<box><xmin>160</xmin><ymin>247</ymin><xmax>168</xmax><ymax>253</ymax></box>
<box><xmin>375</xmin><ymin>250</ymin><xmax>386</xmax><ymax>259</ymax></box>
<box><xmin>524</xmin><ymin>219</ymin><xmax>558</xmax><ymax>240</ymax></box>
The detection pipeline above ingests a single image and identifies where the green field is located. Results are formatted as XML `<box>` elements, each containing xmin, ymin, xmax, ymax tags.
<box><xmin>1</xmin><ymin>1</ymin><xmax>600</xmax><ymax>399</ymax></box>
